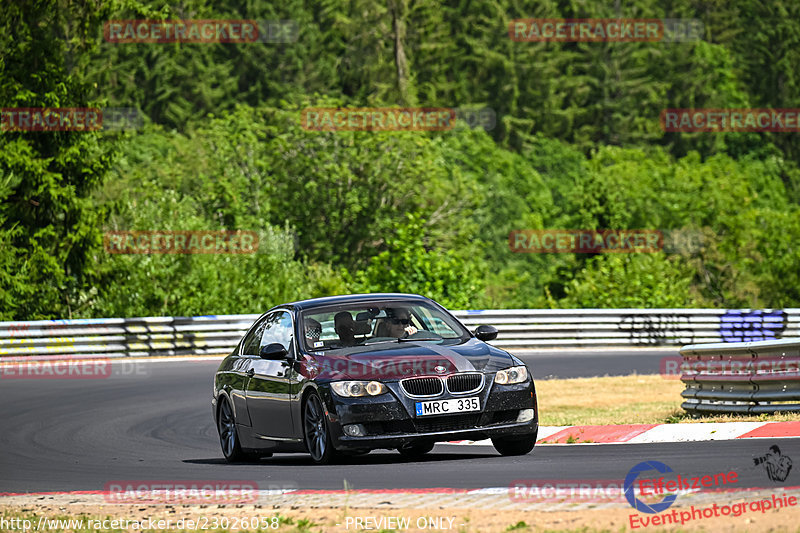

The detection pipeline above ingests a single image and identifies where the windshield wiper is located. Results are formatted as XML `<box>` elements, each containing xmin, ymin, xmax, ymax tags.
<box><xmin>361</xmin><ymin>338</ymin><xmax>401</xmax><ymax>346</ymax></box>
<box><xmin>399</xmin><ymin>335</ymin><xmax>441</xmax><ymax>342</ymax></box>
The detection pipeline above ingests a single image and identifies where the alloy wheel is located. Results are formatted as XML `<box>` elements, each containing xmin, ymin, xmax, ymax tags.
<box><xmin>304</xmin><ymin>394</ymin><xmax>328</xmax><ymax>461</ymax></box>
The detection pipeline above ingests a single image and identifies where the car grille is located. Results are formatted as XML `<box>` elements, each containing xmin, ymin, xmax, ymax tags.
<box><xmin>447</xmin><ymin>373</ymin><xmax>483</xmax><ymax>394</ymax></box>
<box><xmin>414</xmin><ymin>414</ymin><xmax>481</xmax><ymax>433</ymax></box>
<box><xmin>401</xmin><ymin>377</ymin><xmax>444</xmax><ymax>397</ymax></box>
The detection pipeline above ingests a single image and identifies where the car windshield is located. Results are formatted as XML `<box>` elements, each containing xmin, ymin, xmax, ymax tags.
<box><xmin>299</xmin><ymin>300</ymin><xmax>469</xmax><ymax>352</ymax></box>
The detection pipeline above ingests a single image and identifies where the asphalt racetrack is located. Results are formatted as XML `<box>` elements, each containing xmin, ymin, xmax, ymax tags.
<box><xmin>1</xmin><ymin>355</ymin><xmax>795</xmax><ymax>494</ymax></box>
<box><xmin>518</xmin><ymin>348</ymin><xmax>675</xmax><ymax>379</ymax></box>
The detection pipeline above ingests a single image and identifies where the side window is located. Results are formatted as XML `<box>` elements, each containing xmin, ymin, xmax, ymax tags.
<box><xmin>241</xmin><ymin>316</ymin><xmax>270</xmax><ymax>356</ymax></box>
<box><xmin>260</xmin><ymin>311</ymin><xmax>294</xmax><ymax>351</ymax></box>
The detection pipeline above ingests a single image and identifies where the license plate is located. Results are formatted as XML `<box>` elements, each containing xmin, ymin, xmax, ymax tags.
<box><xmin>415</xmin><ymin>397</ymin><xmax>480</xmax><ymax>417</ymax></box>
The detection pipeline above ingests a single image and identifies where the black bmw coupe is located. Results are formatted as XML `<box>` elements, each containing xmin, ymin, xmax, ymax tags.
<box><xmin>212</xmin><ymin>293</ymin><xmax>538</xmax><ymax>464</ymax></box>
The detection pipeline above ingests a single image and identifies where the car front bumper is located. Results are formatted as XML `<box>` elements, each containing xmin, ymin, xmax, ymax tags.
<box><xmin>320</xmin><ymin>376</ymin><xmax>538</xmax><ymax>451</ymax></box>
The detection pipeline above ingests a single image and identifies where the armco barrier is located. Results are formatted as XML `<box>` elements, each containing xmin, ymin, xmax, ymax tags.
<box><xmin>680</xmin><ymin>339</ymin><xmax>800</xmax><ymax>414</ymax></box>
<box><xmin>0</xmin><ymin>316</ymin><xmax>260</xmax><ymax>358</ymax></box>
<box><xmin>1</xmin><ymin>308</ymin><xmax>798</xmax><ymax>358</ymax></box>
<box><xmin>458</xmin><ymin>308</ymin><xmax>797</xmax><ymax>348</ymax></box>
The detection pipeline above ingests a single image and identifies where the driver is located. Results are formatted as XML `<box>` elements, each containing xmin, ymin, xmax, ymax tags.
<box><xmin>384</xmin><ymin>308</ymin><xmax>418</xmax><ymax>338</ymax></box>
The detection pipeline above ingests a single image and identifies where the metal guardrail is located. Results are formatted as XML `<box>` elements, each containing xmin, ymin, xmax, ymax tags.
<box><xmin>0</xmin><ymin>316</ymin><xmax>260</xmax><ymax>358</ymax></box>
<box><xmin>458</xmin><ymin>308</ymin><xmax>797</xmax><ymax>347</ymax></box>
<box><xmin>0</xmin><ymin>308</ymin><xmax>798</xmax><ymax>358</ymax></box>
<box><xmin>680</xmin><ymin>339</ymin><xmax>800</xmax><ymax>414</ymax></box>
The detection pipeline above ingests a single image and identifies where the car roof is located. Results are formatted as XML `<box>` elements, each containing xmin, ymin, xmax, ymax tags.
<box><xmin>273</xmin><ymin>293</ymin><xmax>433</xmax><ymax>312</ymax></box>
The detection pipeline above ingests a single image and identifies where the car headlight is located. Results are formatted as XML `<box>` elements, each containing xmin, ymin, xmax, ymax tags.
<box><xmin>331</xmin><ymin>381</ymin><xmax>387</xmax><ymax>397</ymax></box>
<box><xmin>495</xmin><ymin>366</ymin><xmax>528</xmax><ymax>385</ymax></box>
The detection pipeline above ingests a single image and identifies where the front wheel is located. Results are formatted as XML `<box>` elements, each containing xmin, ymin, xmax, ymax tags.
<box><xmin>303</xmin><ymin>392</ymin><xmax>339</xmax><ymax>464</ymax></box>
<box><xmin>217</xmin><ymin>397</ymin><xmax>248</xmax><ymax>463</ymax></box>
<box><xmin>491</xmin><ymin>435</ymin><xmax>536</xmax><ymax>456</ymax></box>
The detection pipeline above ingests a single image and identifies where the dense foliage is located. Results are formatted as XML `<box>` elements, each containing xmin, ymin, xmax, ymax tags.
<box><xmin>2</xmin><ymin>0</ymin><xmax>800</xmax><ymax>318</ymax></box>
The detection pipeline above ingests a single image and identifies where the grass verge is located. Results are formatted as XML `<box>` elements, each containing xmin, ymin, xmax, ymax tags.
<box><xmin>4</xmin><ymin>502</ymin><xmax>798</xmax><ymax>533</ymax></box>
<box><xmin>536</xmin><ymin>374</ymin><xmax>800</xmax><ymax>426</ymax></box>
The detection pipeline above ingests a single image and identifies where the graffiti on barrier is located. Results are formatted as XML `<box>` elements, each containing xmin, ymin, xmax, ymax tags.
<box><xmin>619</xmin><ymin>315</ymin><xmax>695</xmax><ymax>345</ymax></box>
<box><xmin>719</xmin><ymin>310</ymin><xmax>786</xmax><ymax>342</ymax></box>
<box><xmin>8</xmin><ymin>323</ymin><xmax>30</xmax><ymax>336</ymax></box>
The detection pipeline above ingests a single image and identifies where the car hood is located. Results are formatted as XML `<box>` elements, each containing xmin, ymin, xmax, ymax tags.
<box><xmin>298</xmin><ymin>338</ymin><xmax>519</xmax><ymax>380</ymax></box>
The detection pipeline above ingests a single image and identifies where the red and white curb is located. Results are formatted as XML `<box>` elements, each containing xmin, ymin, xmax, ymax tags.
<box><xmin>447</xmin><ymin>421</ymin><xmax>800</xmax><ymax>446</ymax></box>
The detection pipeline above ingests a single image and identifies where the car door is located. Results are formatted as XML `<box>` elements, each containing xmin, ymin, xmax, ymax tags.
<box><xmin>244</xmin><ymin>311</ymin><xmax>296</xmax><ymax>439</ymax></box>
<box><xmin>229</xmin><ymin>316</ymin><xmax>269</xmax><ymax>427</ymax></box>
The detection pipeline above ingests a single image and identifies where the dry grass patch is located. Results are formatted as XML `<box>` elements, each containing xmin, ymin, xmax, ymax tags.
<box><xmin>536</xmin><ymin>374</ymin><xmax>800</xmax><ymax>426</ymax></box>
<box><xmin>6</xmin><ymin>502</ymin><xmax>800</xmax><ymax>533</ymax></box>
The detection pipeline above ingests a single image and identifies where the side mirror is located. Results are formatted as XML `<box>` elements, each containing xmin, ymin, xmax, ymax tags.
<box><xmin>259</xmin><ymin>343</ymin><xmax>288</xmax><ymax>360</ymax></box>
<box><xmin>474</xmin><ymin>324</ymin><xmax>498</xmax><ymax>342</ymax></box>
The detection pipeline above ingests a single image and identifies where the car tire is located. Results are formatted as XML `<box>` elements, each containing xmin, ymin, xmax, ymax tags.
<box><xmin>303</xmin><ymin>392</ymin><xmax>339</xmax><ymax>465</ymax></box>
<box><xmin>217</xmin><ymin>397</ymin><xmax>248</xmax><ymax>463</ymax></box>
<box><xmin>397</xmin><ymin>441</ymin><xmax>435</xmax><ymax>459</ymax></box>
<box><xmin>491</xmin><ymin>435</ymin><xmax>536</xmax><ymax>456</ymax></box>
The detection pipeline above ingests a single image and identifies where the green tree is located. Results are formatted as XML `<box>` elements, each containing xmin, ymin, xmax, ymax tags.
<box><xmin>353</xmin><ymin>214</ymin><xmax>486</xmax><ymax>309</ymax></box>
<box><xmin>560</xmin><ymin>254</ymin><xmax>696</xmax><ymax>308</ymax></box>
<box><xmin>0</xmin><ymin>0</ymin><xmax>118</xmax><ymax>319</ymax></box>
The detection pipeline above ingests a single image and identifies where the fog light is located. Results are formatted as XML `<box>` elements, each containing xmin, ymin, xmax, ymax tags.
<box><xmin>343</xmin><ymin>424</ymin><xmax>366</xmax><ymax>437</ymax></box>
<box><xmin>517</xmin><ymin>409</ymin><xmax>534</xmax><ymax>423</ymax></box>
